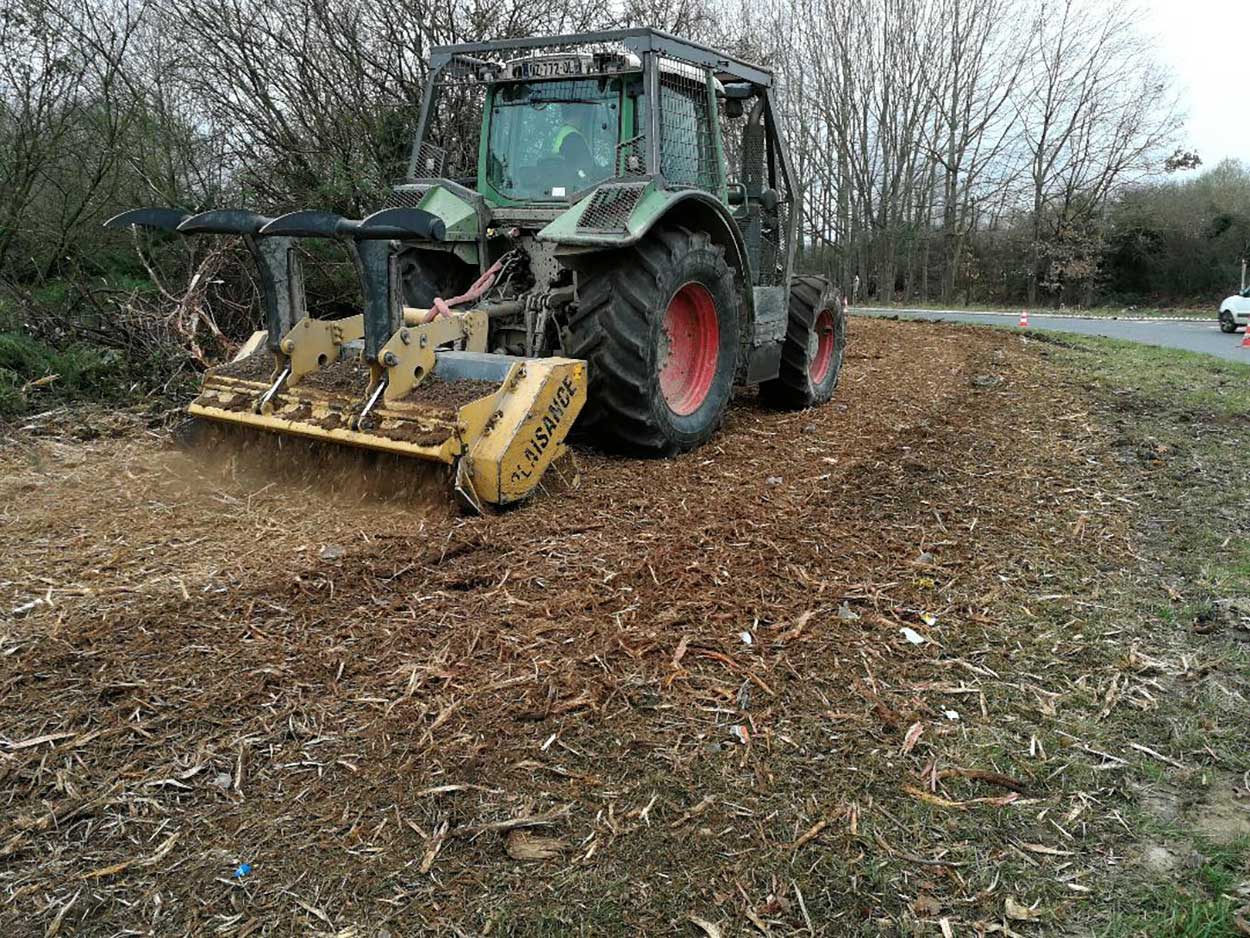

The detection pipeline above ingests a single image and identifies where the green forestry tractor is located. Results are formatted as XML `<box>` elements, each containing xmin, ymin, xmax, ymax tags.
<box><xmin>107</xmin><ymin>29</ymin><xmax>846</xmax><ymax>510</ymax></box>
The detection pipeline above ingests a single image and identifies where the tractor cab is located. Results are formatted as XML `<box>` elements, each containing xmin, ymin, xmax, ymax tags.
<box><xmin>482</xmin><ymin>71</ymin><xmax>634</xmax><ymax>203</ymax></box>
<box><xmin>477</xmin><ymin>50</ymin><xmax>723</xmax><ymax>206</ymax></box>
<box><xmin>477</xmin><ymin>51</ymin><xmax>647</xmax><ymax>205</ymax></box>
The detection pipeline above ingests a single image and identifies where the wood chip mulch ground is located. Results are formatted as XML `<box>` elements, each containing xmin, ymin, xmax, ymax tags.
<box><xmin>0</xmin><ymin>319</ymin><xmax>1129</xmax><ymax>933</ymax></box>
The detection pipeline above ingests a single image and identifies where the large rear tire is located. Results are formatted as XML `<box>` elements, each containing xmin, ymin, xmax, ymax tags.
<box><xmin>760</xmin><ymin>276</ymin><xmax>846</xmax><ymax>409</ymax></box>
<box><xmin>567</xmin><ymin>227</ymin><xmax>741</xmax><ymax>453</ymax></box>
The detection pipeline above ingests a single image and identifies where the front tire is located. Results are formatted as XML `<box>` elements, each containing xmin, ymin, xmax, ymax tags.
<box><xmin>1220</xmin><ymin>310</ymin><xmax>1238</xmax><ymax>334</ymax></box>
<box><xmin>567</xmin><ymin>227</ymin><xmax>741</xmax><ymax>453</ymax></box>
<box><xmin>760</xmin><ymin>276</ymin><xmax>847</xmax><ymax>409</ymax></box>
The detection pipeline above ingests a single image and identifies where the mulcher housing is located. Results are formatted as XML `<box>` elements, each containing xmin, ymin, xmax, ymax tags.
<box><xmin>106</xmin><ymin>29</ymin><xmax>846</xmax><ymax>508</ymax></box>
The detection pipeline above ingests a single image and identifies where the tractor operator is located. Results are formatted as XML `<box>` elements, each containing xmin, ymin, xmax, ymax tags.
<box><xmin>550</xmin><ymin>106</ymin><xmax>596</xmax><ymax>181</ymax></box>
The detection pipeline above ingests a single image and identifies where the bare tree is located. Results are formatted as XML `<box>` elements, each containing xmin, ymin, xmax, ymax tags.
<box><xmin>923</xmin><ymin>0</ymin><xmax>1026</xmax><ymax>301</ymax></box>
<box><xmin>1017</xmin><ymin>0</ymin><xmax>1179</xmax><ymax>304</ymax></box>
<box><xmin>0</xmin><ymin>0</ymin><xmax>1186</xmax><ymax>315</ymax></box>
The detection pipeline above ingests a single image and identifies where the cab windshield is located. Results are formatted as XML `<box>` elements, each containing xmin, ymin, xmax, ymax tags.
<box><xmin>486</xmin><ymin>78</ymin><xmax>622</xmax><ymax>201</ymax></box>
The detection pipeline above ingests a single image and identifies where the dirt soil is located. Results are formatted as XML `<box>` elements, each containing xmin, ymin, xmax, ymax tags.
<box><xmin>0</xmin><ymin>319</ymin><xmax>1237</xmax><ymax>935</ymax></box>
<box><xmin>212</xmin><ymin>349</ymin><xmax>275</xmax><ymax>383</ymax></box>
<box><xmin>399</xmin><ymin>377</ymin><xmax>499</xmax><ymax>409</ymax></box>
<box><xmin>212</xmin><ymin>348</ymin><xmax>495</xmax><ymax>415</ymax></box>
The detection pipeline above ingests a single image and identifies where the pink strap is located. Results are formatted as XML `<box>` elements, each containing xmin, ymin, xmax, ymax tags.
<box><xmin>423</xmin><ymin>259</ymin><xmax>505</xmax><ymax>322</ymax></box>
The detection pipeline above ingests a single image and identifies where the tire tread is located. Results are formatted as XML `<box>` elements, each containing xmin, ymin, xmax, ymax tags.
<box><xmin>760</xmin><ymin>275</ymin><xmax>847</xmax><ymax>410</ymax></box>
<box><xmin>565</xmin><ymin>227</ymin><xmax>738</xmax><ymax>453</ymax></box>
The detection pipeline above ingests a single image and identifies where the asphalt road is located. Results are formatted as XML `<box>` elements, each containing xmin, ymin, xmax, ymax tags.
<box><xmin>852</xmin><ymin>307</ymin><xmax>1250</xmax><ymax>363</ymax></box>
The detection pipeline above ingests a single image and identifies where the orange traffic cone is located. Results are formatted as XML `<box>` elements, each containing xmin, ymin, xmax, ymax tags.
<box><xmin>1018</xmin><ymin>309</ymin><xmax>1030</xmax><ymax>328</ymax></box>
<box><xmin>1241</xmin><ymin>324</ymin><xmax>1250</xmax><ymax>348</ymax></box>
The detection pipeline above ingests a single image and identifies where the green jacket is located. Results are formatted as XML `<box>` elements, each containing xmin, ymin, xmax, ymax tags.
<box><xmin>551</xmin><ymin>125</ymin><xmax>586</xmax><ymax>155</ymax></box>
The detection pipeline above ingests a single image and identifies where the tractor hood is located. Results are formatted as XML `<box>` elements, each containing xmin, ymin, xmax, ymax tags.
<box><xmin>386</xmin><ymin>181</ymin><xmax>481</xmax><ymax>241</ymax></box>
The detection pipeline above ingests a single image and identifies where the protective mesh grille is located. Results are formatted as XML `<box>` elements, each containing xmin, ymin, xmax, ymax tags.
<box><xmin>740</xmin><ymin>124</ymin><xmax>766</xmax><ymax>195</ymax></box>
<box><xmin>760</xmin><ymin>203</ymin><xmax>788</xmax><ymax>286</ymax></box>
<box><xmin>720</xmin><ymin>107</ymin><xmax>748</xmax><ymax>187</ymax></box>
<box><xmin>765</xmin><ymin>137</ymin><xmax>796</xmax><ymax>286</ymax></box>
<box><xmin>384</xmin><ymin>184</ymin><xmax>429</xmax><ymax>209</ymax></box>
<box><xmin>419</xmin><ymin>83</ymin><xmax>486</xmax><ymax>180</ymax></box>
<box><xmin>656</xmin><ymin>56</ymin><xmax>718</xmax><ymax>192</ymax></box>
<box><xmin>577</xmin><ymin>182</ymin><xmax>647</xmax><ymax>232</ymax></box>
<box><xmin>729</xmin><ymin>106</ymin><xmax>793</xmax><ymax>286</ymax></box>
<box><xmin>410</xmin><ymin>143</ymin><xmax>447</xmax><ymax>179</ymax></box>
<box><xmin>617</xmin><ymin>134</ymin><xmax>648</xmax><ymax>176</ymax></box>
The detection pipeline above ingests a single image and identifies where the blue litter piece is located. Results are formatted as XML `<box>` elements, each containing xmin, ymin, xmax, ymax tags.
<box><xmin>234</xmin><ymin>862</ymin><xmax>252</xmax><ymax>878</ymax></box>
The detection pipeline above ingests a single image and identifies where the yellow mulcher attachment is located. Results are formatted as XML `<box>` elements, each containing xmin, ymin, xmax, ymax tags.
<box><xmin>106</xmin><ymin>207</ymin><xmax>586</xmax><ymax>511</ymax></box>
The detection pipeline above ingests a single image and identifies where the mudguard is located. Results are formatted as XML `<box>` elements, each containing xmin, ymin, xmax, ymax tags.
<box><xmin>537</xmin><ymin>182</ymin><xmax>746</xmax><ymax>268</ymax></box>
<box><xmin>536</xmin><ymin>181</ymin><xmax>758</xmax><ymax>376</ymax></box>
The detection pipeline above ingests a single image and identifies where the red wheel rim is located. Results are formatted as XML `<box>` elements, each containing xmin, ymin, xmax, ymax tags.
<box><xmin>660</xmin><ymin>282</ymin><xmax>719</xmax><ymax>416</ymax></box>
<box><xmin>809</xmin><ymin>308</ymin><xmax>836</xmax><ymax>384</ymax></box>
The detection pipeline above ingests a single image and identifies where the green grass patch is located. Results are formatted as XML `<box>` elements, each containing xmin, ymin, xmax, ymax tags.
<box><xmin>0</xmin><ymin>330</ymin><xmax>136</xmax><ymax>419</ymax></box>
<box><xmin>1048</xmin><ymin>334</ymin><xmax>1250</xmax><ymax>420</ymax></box>
<box><xmin>1102</xmin><ymin>839</ymin><xmax>1249</xmax><ymax>938</ymax></box>
<box><xmin>0</xmin><ymin>275</ymin><xmax>203</xmax><ymax>421</ymax></box>
<box><xmin>1046</xmin><ymin>332</ymin><xmax>1250</xmax><ymax>934</ymax></box>
<box><xmin>1212</xmin><ymin>539</ymin><xmax>1250</xmax><ymax>587</ymax></box>
<box><xmin>0</xmin><ymin>295</ymin><xmax>19</xmax><ymax>333</ymax></box>
<box><xmin>1137</xmin><ymin>891</ymin><xmax>1240</xmax><ymax>938</ymax></box>
<box><xmin>33</xmin><ymin>272</ymin><xmax>157</xmax><ymax>303</ymax></box>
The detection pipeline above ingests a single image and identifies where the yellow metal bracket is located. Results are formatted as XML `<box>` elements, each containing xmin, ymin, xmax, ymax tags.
<box><xmin>279</xmin><ymin>314</ymin><xmax>364</xmax><ymax>384</ymax></box>
<box><xmin>378</xmin><ymin>309</ymin><xmax>488</xmax><ymax>402</ymax></box>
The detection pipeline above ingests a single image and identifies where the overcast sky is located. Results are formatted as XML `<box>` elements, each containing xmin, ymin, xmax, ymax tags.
<box><xmin>1141</xmin><ymin>0</ymin><xmax>1249</xmax><ymax>167</ymax></box>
